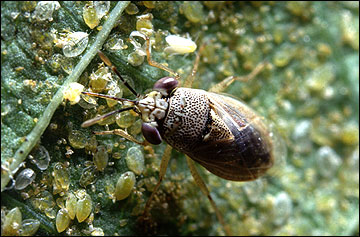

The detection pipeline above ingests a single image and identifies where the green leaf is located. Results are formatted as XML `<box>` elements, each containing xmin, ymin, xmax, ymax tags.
<box><xmin>1</xmin><ymin>1</ymin><xmax>359</xmax><ymax>236</ymax></box>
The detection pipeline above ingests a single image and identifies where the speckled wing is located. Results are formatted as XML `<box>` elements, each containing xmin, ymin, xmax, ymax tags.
<box><xmin>187</xmin><ymin>93</ymin><xmax>274</xmax><ymax>181</ymax></box>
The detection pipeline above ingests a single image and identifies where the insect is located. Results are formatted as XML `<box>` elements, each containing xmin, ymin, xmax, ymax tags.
<box><xmin>81</xmin><ymin>35</ymin><xmax>281</xmax><ymax>235</ymax></box>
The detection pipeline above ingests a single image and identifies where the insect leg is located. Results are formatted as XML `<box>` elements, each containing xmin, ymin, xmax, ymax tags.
<box><xmin>185</xmin><ymin>156</ymin><xmax>232</xmax><ymax>236</ymax></box>
<box><xmin>143</xmin><ymin>144</ymin><xmax>172</xmax><ymax>216</ymax></box>
<box><xmin>182</xmin><ymin>43</ymin><xmax>206</xmax><ymax>88</ymax></box>
<box><xmin>93</xmin><ymin>129</ymin><xmax>147</xmax><ymax>146</ymax></box>
<box><xmin>208</xmin><ymin>61</ymin><xmax>268</xmax><ymax>93</ymax></box>
<box><xmin>145</xmin><ymin>36</ymin><xmax>180</xmax><ymax>80</ymax></box>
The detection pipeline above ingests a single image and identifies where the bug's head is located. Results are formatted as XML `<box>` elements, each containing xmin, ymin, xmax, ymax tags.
<box><xmin>136</xmin><ymin>77</ymin><xmax>178</xmax><ymax>145</ymax></box>
<box><xmin>138</xmin><ymin>81</ymin><xmax>175</xmax><ymax>145</ymax></box>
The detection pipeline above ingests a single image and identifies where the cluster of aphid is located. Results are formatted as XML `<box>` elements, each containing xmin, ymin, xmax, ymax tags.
<box><xmin>4</xmin><ymin>2</ymin><xmax>282</xmax><ymax>236</ymax></box>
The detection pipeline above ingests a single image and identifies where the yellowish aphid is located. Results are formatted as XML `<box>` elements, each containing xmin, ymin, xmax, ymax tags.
<box><xmin>106</xmin><ymin>87</ymin><xmax>123</xmax><ymax>107</ymax></box>
<box><xmin>115</xmin><ymin>110</ymin><xmax>136</xmax><ymax>129</ymax></box>
<box><xmin>89</xmin><ymin>66</ymin><xmax>112</xmax><ymax>93</ymax></box>
<box><xmin>56</xmin><ymin>208</ymin><xmax>71</xmax><ymax>233</ymax></box>
<box><xmin>30</xmin><ymin>190</ymin><xmax>55</xmax><ymax>212</ymax></box>
<box><xmin>64</xmin><ymin>82</ymin><xmax>84</xmax><ymax>105</ymax></box>
<box><xmin>52</xmin><ymin>162</ymin><xmax>70</xmax><ymax>195</ymax></box>
<box><xmin>85</xmin><ymin>135</ymin><xmax>98</xmax><ymax>154</ymax></box>
<box><xmin>68</xmin><ymin>130</ymin><xmax>87</xmax><ymax>149</ymax></box>
<box><xmin>125</xmin><ymin>147</ymin><xmax>144</xmax><ymax>175</ymax></box>
<box><xmin>3</xmin><ymin>207</ymin><xmax>22</xmax><ymax>236</ymax></box>
<box><xmin>125</xmin><ymin>3</ymin><xmax>139</xmax><ymax>15</ymax></box>
<box><xmin>83</xmin><ymin>2</ymin><xmax>99</xmax><ymax>29</ymax></box>
<box><xmin>165</xmin><ymin>35</ymin><xmax>197</xmax><ymax>54</ymax></box>
<box><xmin>76</xmin><ymin>190</ymin><xmax>92</xmax><ymax>223</ymax></box>
<box><xmin>136</xmin><ymin>13</ymin><xmax>154</xmax><ymax>33</ymax></box>
<box><xmin>115</xmin><ymin>171</ymin><xmax>136</xmax><ymax>201</ymax></box>
<box><xmin>65</xmin><ymin>192</ymin><xmax>77</xmax><ymax>220</ymax></box>
<box><xmin>93</xmin><ymin>145</ymin><xmax>108</xmax><ymax>171</ymax></box>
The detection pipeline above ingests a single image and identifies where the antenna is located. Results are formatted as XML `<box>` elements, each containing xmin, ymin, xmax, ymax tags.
<box><xmin>98</xmin><ymin>51</ymin><xmax>140</xmax><ymax>98</ymax></box>
<box><xmin>81</xmin><ymin>106</ymin><xmax>135</xmax><ymax>128</ymax></box>
<box><xmin>81</xmin><ymin>91</ymin><xmax>138</xmax><ymax>104</ymax></box>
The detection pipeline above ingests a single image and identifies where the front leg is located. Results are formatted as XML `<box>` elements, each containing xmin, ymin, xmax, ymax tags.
<box><xmin>209</xmin><ymin>61</ymin><xmax>268</xmax><ymax>93</ymax></box>
<box><xmin>142</xmin><ymin>144</ymin><xmax>173</xmax><ymax>216</ymax></box>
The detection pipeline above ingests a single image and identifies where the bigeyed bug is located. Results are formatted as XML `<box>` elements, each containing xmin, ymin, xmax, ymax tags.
<box><xmin>80</xmin><ymin>35</ymin><xmax>285</xmax><ymax>235</ymax></box>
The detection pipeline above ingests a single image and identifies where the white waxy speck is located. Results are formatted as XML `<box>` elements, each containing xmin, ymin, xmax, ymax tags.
<box><xmin>94</xmin><ymin>1</ymin><xmax>110</xmax><ymax>19</ymax></box>
<box><xmin>33</xmin><ymin>1</ymin><xmax>60</xmax><ymax>22</ymax></box>
<box><xmin>63</xmin><ymin>82</ymin><xmax>84</xmax><ymax>105</ymax></box>
<box><xmin>165</xmin><ymin>35</ymin><xmax>197</xmax><ymax>54</ymax></box>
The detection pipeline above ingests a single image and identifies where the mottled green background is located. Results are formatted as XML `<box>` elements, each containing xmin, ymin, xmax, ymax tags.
<box><xmin>1</xmin><ymin>1</ymin><xmax>359</xmax><ymax>236</ymax></box>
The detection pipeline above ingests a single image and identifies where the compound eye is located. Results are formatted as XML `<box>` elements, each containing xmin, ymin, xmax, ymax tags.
<box><xmin>142</xmin><ymin>123</ymin><xmax>162</xmax><ymax>145</ymax></box>
<box><xmin>153</xmin><ymin>77</ymin><xmax>178</xmax><ymax>96</ymax></box>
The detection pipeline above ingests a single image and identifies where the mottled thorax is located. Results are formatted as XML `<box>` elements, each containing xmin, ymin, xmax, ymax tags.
<box><xmin>159</xmin><ymin>88</ymin><xmax>210</xmax><ymax>152</ymax></box>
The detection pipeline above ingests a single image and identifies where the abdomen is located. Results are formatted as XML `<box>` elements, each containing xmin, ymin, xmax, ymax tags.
<box><xmin>185</xmin><ymin>92</ymin><xmax>274</xmax><ymax>181</ymax></box>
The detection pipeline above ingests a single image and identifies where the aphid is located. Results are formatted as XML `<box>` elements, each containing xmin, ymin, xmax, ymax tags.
<box><xmin>52</xmin><ymin>162</ymin><xmax>70</xmax><ymax>195</ymax></box>
<box><xmin>164</xmin><ymin>34</ymin><xmax>197</xmax><ymax>54</ymax></box>
<box><xmin>75</xmin><ymin>189</ymin><xmax>92</xmax><ymax>223</ymax></box>
<box><xmin>19</xmin><ymin>219</ymin><xmax>41</xmax><ymax>236</ymax></box>
<box><xmin>65</xmin><ymin>192</ymin><xmax>77</xmax><ymax>220</ymax></box>
<box><xmin>14</xmin><ymin>168</ymin><xmax>36</xmax><ymax>190</ymax></box>
<box><xmin>2</xmin><ymin>207</ymin><xmax>22</xmax><ymax>235</ymax></box>
<box><xmin>55</xmin><ymin>208</ymin><xmax>71</xmax><ymax>233</ymax></box>
<box><xmin>81</xmin><ymin>35</ymin><xmax>283</xmax><ymax>235</ymax></box>
<box><xmin>115</xmin><ymin>171</ymin><xmax>136</xmax><ymax>201</ymax></box>
<box><xmin>93</xmin><ymin>145</ymin><xmax>109</xmax><ymax>171</ymax></box>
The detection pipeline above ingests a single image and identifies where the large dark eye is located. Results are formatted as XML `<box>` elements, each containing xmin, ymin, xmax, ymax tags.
<box><xmin>142</xmin><ymin>123</ymin><xmax>162</xmax><ymax>145</ymax></box>
<box><xmin>153</xmin><ymin>77</ymin><xmax>178</xmax><ymax>96</ymax></box>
